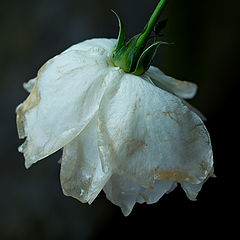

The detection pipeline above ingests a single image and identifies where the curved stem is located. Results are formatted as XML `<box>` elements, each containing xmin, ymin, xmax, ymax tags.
<box><xmin>135</xmin><ymin>0</ymin><xmax>168</xmax><ymax>48</ymax></box>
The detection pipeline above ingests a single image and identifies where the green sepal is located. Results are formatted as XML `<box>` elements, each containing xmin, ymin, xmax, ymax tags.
<box><xmin>111</xmin><ymin>1</ymin><xmax>170</xmax><ymax>76</ymax></box>
<box><xmin>133</xmin><ymin>41</ymin><xmax>168</xmax><ymax>76</ymax></box>
<box><xmin>112</xmin><ymin>35</ymin><xmax>139</xmax><ymax>73</ymax></box>
<box><xmin>111</xmin><ymin>10</ymin><xmax>126</xmax><ymax>57</ymax></box>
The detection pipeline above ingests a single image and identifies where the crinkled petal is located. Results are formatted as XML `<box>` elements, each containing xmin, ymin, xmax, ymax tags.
<box><xmin>17</xmin><ymin>47</ymin><xmax>112</xmax><ymax>168</ymax></box>
<box><xmin>60</xmin><ymin>115</ymin><xmax>111</xmax><ymax>204</ymax></box>
<box><xmin>98</xmin><ymin>73</ymin><xmax>213</xmax><ymax>188</ymax></box>
<box><xmin>103</xmin><ymin>174</ymin><xmax>175</xmax><ymax>216</ymax></box>
<box><xmin>146</xmin><ymin>66</ymin><xmax>197</xmax><ymax>99</ymax></box>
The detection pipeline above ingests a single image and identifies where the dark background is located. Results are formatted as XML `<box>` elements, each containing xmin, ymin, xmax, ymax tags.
<box><xmin>0</xmin><ymin>0</ymin><xmax>239</xmax><ymax>239</ymax></box>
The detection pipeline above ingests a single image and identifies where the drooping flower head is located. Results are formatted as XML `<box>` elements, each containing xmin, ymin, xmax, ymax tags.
<box><xmin>16</xmin><ymin>0</ymin><xmax>214</xmax><ymax>216</ymax></box>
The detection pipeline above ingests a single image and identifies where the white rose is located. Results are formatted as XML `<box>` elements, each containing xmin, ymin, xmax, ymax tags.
<box><xmin>16</xmin><ymin>38</ymin><xmax>214</xmax><ymax>216</ymax></box>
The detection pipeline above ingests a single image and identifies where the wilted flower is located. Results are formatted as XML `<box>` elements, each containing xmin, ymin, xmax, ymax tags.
<box><xmin>16</xmin><ymin>0</ymin><xmax>214</xmax><ymax>216</ymax></box>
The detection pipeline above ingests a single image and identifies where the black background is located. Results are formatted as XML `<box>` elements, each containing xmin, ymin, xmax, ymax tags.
<box><xmin>0</xmin><ymin>0</ymin><xmax>239</xmax><ymax>239</ymax></box>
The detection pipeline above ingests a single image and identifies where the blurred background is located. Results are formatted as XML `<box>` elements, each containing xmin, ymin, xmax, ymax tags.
<box><xmin>0</xmin><ymin>0</ymin><xmax>239</xmax><ymax>239</ymax></box>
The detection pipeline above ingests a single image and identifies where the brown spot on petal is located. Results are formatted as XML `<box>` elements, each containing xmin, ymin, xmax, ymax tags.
<box><xmin>108</xmin><ymin>143</ymin><xmax>115</xmax><ymax>160</ymax></box>
<box><xmin>133</xmin><ymin>103</ymin><xmax>137</xmax><ymax>112</ymax></box>
<box><xmin>16</xmin><ymin>59</ymin><xmax>54</xmax><ymax>139</ymax></box>
<box><xmin>139</xmin><ymin>193</ymin><xmax>149</xmax><ymax>203</ymax></box>
<box><xmin>132</xmin><ymin>98</ymin><xmax>142</xmax><ymax>113</ymax></box>
<box><xmin>154</xmin><ymin>168</ymin><xmax>194</xmax><ymax>183</ymax></box>
<box><xmin>162</xmin><ymin>111</ymin><xmax>181</xmax><ymax>124</ymax></box>
<box><xmin>126</xmin><ymin>139</ymin><xmax>148</xmax><ymax>157</ymax></box>
<box><xmin>16</xmin><ymin>78</ymin><xmax>40</xmax><ymax>138</ymax></box>
<box><xmin>184</xmin><ymin>136</ymin><xmax>199</xmax><ymax>145</ymax></box>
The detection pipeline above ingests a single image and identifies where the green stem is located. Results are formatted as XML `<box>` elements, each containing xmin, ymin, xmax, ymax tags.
<box><xmin>135</xmin><ymin>0</ymin><xmax>168</xmax><ymax>48</ymax></box>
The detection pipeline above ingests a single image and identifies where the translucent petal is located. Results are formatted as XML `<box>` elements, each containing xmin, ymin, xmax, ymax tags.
<box><xmin>17</xmin><ymin>47</ymin><xmax>112</xmax><ymax>168</ymax></box>
<box><xmin>60</xmin><ymin>116</ymin><xmax>111</xmax><ymax>204</ymax></box>
<box><xmin>104</xmin><ymin>174</ymin><xmax>175</xmax><ymax>216</ymax></box>
<box><xmin>98</xmin><ymin>73</ymin><xmax>213</xmax><ymax>188</ymax></box>
<box><xmin>146</xmin><ymin>66</ymin><xmax>197</xmax><ymax>99</ymax></box>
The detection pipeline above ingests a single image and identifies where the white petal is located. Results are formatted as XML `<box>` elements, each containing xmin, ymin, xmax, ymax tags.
<box><xmin>21</xmin><ymin>39</ymin><xmax>117</xmax><ymax>95</ymax></box>
<box><xmin>60</xmin><ymin>115</ymin><xmax>111</xmax><ymax>204</ymax></box>
<box><xmin>17</xmin><ymin>46</ymin><xmax>112</xmax><ymax>168</ymax></box>
<box><xmin>180</xmin><ymin>182</ymin><xmax>203</xmax><ymax>201</ymax></box>
<box><xmin>23</xmin><ymin>78</ymin><xmax>36</xmax><ymax>93</ymax></box>
<box><xmin>103</xmin><ymin>174</ymin><xmax>176</xmax><ymax>216</ymax></box>
<box><xmin>146</xmin><ymin>66</ymin><xmax>197</xmax><ymax>99</ymax></box>
<box><xmin>96</xmin><ymin>68</ymin><xmax>125</xmax><ymax>173</ymax></box>
<box><xmin>98</xmin><ymin>73</ymin><xmax>213</xmax><ymax>188</ymax></box>
<box><xmin>62</xmin><ymin>38</ymin><xmax>117</xmax><ymax>55</ymax></box>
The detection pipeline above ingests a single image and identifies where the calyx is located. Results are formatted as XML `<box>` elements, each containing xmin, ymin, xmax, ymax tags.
<box><xmin>111</xmin><ymin>0</ymin><xmax>169</xmax><ymax>76</ymax></box>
